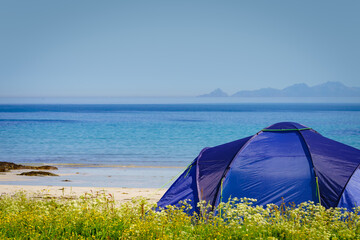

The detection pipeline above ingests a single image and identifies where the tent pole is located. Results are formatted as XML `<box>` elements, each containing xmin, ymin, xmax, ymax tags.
<box><xmin>316</xmin><ymin>177</ymin><xmax>321</xmax><ymax>205</ymax></box>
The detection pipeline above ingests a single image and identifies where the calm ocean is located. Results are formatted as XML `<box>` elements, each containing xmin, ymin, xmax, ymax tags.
<box><xmin>0</xmin><ymin>103</ymin><xmax>359</xmax><ymax>187</ymax></box>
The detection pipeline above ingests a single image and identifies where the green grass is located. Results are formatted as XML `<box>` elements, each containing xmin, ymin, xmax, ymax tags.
<box><xmin>0</xmin><ymin>192</ymin><xmax>359</xmax><ymax>239</ymax></box>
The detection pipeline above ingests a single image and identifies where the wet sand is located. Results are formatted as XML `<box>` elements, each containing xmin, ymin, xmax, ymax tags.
<box><xmin>0</xmin><ymin>162</ymin><xmax>177</xmax><ymax>203</ymax></box>
<box><xmin>0</xmin><ymin>164</ymin><xmax>182</xmax><ymax>188</ymax></box>
<box><xmin>0</xmin><ymin>169</ymin><xmax>167</xmax><ymax>202</ymax></box>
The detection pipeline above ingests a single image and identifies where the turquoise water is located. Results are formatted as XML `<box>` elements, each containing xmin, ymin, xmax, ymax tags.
<box><xmin>0</xmin><ymin>103</ymin><xmax>359</xmax><ymax>187</ymax></box>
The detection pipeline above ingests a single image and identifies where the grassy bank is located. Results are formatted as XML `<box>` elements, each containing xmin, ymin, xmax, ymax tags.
<box><xmin>0</xmin><ymin>192</ymin><xmax>359</xmax><ymax>239</ymax></box>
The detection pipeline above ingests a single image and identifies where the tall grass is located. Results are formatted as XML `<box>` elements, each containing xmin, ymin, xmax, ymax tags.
<box><xmin>0</xmin><ymin>192</ymin><xmax>359</xmax><ymax>239</ymax></box>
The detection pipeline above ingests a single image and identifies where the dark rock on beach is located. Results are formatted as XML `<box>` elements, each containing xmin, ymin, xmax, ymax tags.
<box><xmin>0</xmin><ymin>162</ymin><xmax>58</xmax><ymax>172</ymax></box>
<box><xmin>0</xmin><ymin>162</ymin><xmax>21</xmax><ymax>172</ymax></box>
<box><xmin>34</xmin><ymin>166</ymin><xmax>58</xmax><ymax>170</ymax></box>
<box><xmin>18</xmin><ymin>171</ymin><xmax>59</xmax><ymax>177</ymax></box>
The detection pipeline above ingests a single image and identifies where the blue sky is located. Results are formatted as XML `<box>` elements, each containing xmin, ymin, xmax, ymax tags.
<box><xmin>1</xmin><ymin>0</ymin><xmax>359</xmax><ymax>97</ymax></box>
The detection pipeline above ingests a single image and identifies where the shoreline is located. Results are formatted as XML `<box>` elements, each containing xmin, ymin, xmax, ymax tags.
<box><xmin>0</xmin><ymin>163</ymin><xmax>170</xmax><ymax>202</ymax></box>
<box><xmin>16</xmin><ymin>162</ymin><xmax>185</xmax><ymax>169</ymax></box>
<box><xmin>0</xmin><ymin>164</ymin><xmax>182</xmax><ymax>188</ymax></box>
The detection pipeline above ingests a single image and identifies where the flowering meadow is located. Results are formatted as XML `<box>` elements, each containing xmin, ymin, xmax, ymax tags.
<box><xmin>0</xmin><ymin>192</ymin><xmax>359</xmax><ymax>239</ymax></box>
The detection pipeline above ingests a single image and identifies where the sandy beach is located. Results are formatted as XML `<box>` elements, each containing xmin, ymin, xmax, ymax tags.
<box><xmin>0</xmin><ymin>184</ymin><xmax>166</xmax><ymax>203</ymax></box>
<box><xmin>0</xmin><ymin>169</ymin><xmax>167</xmax><ymax>203</ymax></box>
<box><xmin>0</xmin><ymin>163</ymin><xmax>182</xmax><ymax>189</ymax></box>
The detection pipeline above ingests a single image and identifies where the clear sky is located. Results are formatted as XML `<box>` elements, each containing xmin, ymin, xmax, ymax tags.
<box><xmin>1</xmin><ymin>0</ymin><xmax>359</xmax><ymax>97</ymax></box>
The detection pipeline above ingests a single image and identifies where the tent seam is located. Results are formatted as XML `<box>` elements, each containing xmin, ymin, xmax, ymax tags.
<box><xmin>262</xmin><ymin>128</ymin><xmax>312</xmax><ymax>132</ymax></box>
<box><xmin>195</xmin><ymin>147</ymin><xmax>210</xmax><ymax>203</ymax></box>
<box><xmin>299</xmin><ymin>129</ymin><xmax>360</xmax><ymax>208</ymax></box>
<box><xmin>335</xmin><ymin>162</ymin><xmax>360</xmax><ymax>207</ymax></box>
<box><xmin>211</xmin><ymin>132</ymin><xmax>261</xmax><ymax>208</ymax></box>
<box><xmin>297</xmin><ymin>129</ymin><xmax>322</xmax><ymax>205</ymax></box>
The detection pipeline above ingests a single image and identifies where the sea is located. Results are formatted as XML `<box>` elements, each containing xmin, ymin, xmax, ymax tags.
<box><xmin>0</xmin><ymin>99</ymin><xmax>359</xmax><ymax>188</ymax></box>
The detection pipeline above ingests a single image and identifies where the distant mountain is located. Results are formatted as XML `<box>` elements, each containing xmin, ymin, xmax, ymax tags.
<box><xmin>309</xmin><ymin>82</ymin><xmax>360</xmax><ymax>97</ymax></box>
<box><xmin>198</xmin><ymin>82</ymin><xmax>360</xmax><ymax>98</ymax></box>
<box><xmin>231</xmin><ymin>87</ymin><xmax>281</xmax><ymax>97</ymax></box>
<box><xmin>231</xmin><ymin>82</ymin><xmax>360</xmax><ymax>97</ymax></box>
<box><xmin>198</xmin><ymin>88</ymin><xmax>229</xmax><ymax>97</ymax></box>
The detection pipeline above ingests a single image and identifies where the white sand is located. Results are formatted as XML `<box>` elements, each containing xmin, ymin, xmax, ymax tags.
<box><xmin>0</xmin><ymin>168</ymin><xmax>169</xmax><ymax>202</ymax></box>
<box><xmin>0</xmin><ymin>184</ymin><xmax>167</xmax><ymax>203</ymax></box>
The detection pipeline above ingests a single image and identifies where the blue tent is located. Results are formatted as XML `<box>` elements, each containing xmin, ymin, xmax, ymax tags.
<box><xmin>157</xmin><ymin>122</ymin><xmax>360</xmax><ymax>212</ymax></box>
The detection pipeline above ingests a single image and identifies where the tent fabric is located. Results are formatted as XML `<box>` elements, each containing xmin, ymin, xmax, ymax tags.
<box><xmin>157</xmin><ymin>122</ymin><xmax>360</xmax><ymax>212</ymax></box>
<box><xmin>197</xmin><ymin>136</ymin><xmax>252</xmax><ymax>206</ymax></box>
<box><xmin>156</xmin><ymin>160</ymin><xmax>199</xmax><ymax>214</ymax></box>
<box><xmin>301</xmin><ymin>130</ymin><xmax>360</xmax><ymax>208</ymax></box>
<box><xmin>264</xmin><ymin>122</ymin><xmax>312</xmax><ymax>131</ymax></box>
<box><xmin>338</xmin><ymin>167</ymin><xmax>360</xmax><ymax>210</ymax></box>
<box><xmin>219</xmin><ymin>131</ymin><xmax>318</xmax><ymax>206</ymax></box>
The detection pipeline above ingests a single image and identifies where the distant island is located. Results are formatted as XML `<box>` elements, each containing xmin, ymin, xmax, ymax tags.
<box><xmin>198</xmin><ymin>82</ymin><xmax>360</xmax><ymax>97</ymax></box>
<box><xmin>198</xmin><ymin>88</ymin><xmax>229</xmax><ymax>97</ymax></box>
